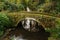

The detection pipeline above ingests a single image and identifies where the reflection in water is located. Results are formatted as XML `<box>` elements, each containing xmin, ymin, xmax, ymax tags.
<box><xmin>10</xmin><ymin>35</ymin><xmax>27</xmax><ymax>40</ymax></box>
<box><xmin>9</xmin><ymin>27</ymin><xmax>50</xmax><ymax>40</ymax></box>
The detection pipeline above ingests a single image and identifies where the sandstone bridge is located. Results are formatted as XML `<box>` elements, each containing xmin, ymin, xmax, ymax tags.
<box><xmin>6</xmin><ymin>11</ymin><xmax>60</xmax><ymax>30</ymax></box>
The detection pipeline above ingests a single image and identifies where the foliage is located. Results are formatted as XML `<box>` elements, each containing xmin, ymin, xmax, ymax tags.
<box><xmin>0</xmin><ymin>2</ymin><xmax>5</xmax><ymax>11</ymax></box>
<box><xmin>56</xmin><ymin>0</ymin><xmax>60</xmax><ymax>12</ymax></box>
<box><xmin>46</xmin><ymin>18</ymin><xmax>60</xmax><ymax>39</ymax></box>
<box><xmin>0</xmin><ymin>0</ymin><xmax>5</xmax><ymax>2</ymax></box>
<box><xmin>0</xmin><ymin>13</ymin><xmax>12</xmax><ymax>37</ymax></box>
<box><xmin>0</xmin><ymin>0</ymin><xmax>60</xmax><ymax>14</ymax></box>
<box><xmin>3</xmin><ymin>1</ymin><xmax>18</xmax><ymax>11</ymax></box>
<box><xmin>17</xmin><ymin>4</ymin><xmax>25</xmax><ymax>11</ymax></box>
<box><xmin>0</xmin><ymin>1</ymin><xmax>25</xmax><ymax>12</ymax></box>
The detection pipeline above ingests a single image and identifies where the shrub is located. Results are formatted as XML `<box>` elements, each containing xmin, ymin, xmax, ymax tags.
<box><xmin>0</xmin><ymin>13</ymin><xmax>12</xmax><ymax>37</ymax></box>
<box><xmin>46</xmin><ymin>18</ymin><xmax>60</xmax><ymax>39</ymax></box>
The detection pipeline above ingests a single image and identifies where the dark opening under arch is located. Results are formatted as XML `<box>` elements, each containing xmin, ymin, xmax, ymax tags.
<box><xmin>17</xmin><ymin>18</ymin><xmax>45</xmax><ymax>32</ymax></box>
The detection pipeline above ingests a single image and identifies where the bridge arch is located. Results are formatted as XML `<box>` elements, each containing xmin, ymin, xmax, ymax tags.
<box><xmin>16</xmin><ymin>17</ymin><xmax>45</xmax><ymax>30</ymax></box>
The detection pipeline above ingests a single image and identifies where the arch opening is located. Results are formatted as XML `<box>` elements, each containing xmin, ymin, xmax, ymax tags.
<box><xmin>17</xmin><ymin>17</ymin><xmax>45</xmax><ymax>32</ymax></box>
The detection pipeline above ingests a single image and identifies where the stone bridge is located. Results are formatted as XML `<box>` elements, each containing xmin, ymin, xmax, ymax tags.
<box><xmin>6</xmin><ymin>11</ymin><xmax>56</xmax><ymax>30</ymax></box>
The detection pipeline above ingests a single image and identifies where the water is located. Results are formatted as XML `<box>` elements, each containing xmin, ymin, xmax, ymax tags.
<box><xmin>2</xmin><ymin>27</ymin><xmax>50</xmax><ymax>40</ymax></box>
<box><xmin>9</xmin><ymin>28</ymin><xmax>50</xmax><ymax>40</ymax></box>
